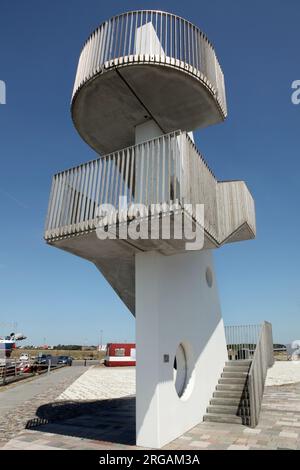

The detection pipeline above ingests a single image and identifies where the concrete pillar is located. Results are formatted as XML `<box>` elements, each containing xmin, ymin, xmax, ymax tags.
<box><xmin>135</xmin><ymin>250</ymin><xmax>228</xmax><ymax>448</ymax></box>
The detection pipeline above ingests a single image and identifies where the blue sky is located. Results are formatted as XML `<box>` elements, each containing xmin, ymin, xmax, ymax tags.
<box><xmin>0</xmin><ymin>0</ymin><xmax>299</xmax><ymax>345</ymax></box>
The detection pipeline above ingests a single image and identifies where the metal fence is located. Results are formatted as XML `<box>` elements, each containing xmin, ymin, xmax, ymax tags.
<box><xmin>225</xmin><ymin>324</ymin><xmax>261</xmax><ymax>361</ymax></box>
<box><xmin>72</xmin><ymin>10</ymin><xmax>226</xmax><ymax>115</ymax></box>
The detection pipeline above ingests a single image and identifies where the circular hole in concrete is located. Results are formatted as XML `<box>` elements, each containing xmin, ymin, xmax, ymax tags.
<box><xmin>206</xmin><ymin>267</ymin><xmax>213</xmax><ymax>288</ymax></box>
<box><xmin>173</xmin><ymin>343</ymin><xmax>188</xmax><ymax>398</ymax></box>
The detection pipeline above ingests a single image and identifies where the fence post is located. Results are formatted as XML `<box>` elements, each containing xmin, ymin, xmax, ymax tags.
<box><xmin>48</xmin><ymin>359</ymin><xmax>51</xmax><ymax>374</ymax></box>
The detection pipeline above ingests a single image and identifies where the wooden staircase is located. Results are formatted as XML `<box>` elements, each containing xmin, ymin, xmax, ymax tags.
<box><xmin>204</xmin><ymin>360</ymin><xmax>251</xmax><ymax>425</ymax></box>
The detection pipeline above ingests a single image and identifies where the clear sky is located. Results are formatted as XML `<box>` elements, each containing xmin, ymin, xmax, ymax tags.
<box><xmin>0</xmin><ymin>0</ymin><xmax>299</xmax><ymax>345</ymax></box>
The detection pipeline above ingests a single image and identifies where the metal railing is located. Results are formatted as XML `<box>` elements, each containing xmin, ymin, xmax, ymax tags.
<box><xmin>247</xmin><ymin>322</ymin><xmax>274</xmax><ymax>426</ymax></box>
<box><xmin>45</xmin><ymin>131</ymin><xmax>218</xmax><ymax>240</ymax></box>
<box><xmin>72</xmin><ymin>10</ymin><xmax>226</xmax><ymax>115</ymax></box>
<box><xmin>45</xmin><ymin>131</ymin><xmax>255</xmax><ymax>243</ymax></box>
<box><xmin>225</xmin><ymin>322</ymin><xmax>274</xmax><ymax>427</ymax></box>
<box><xmin>225</xmin><ymin>324</ymin><xmax>261</xmax><ymax>361</ymax></box>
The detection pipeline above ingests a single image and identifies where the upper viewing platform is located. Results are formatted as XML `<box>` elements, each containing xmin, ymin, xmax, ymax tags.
<box><xmin>72</xmin><ymin>10</ymin><xmax>227</xmax><ymax>155</ymax></box>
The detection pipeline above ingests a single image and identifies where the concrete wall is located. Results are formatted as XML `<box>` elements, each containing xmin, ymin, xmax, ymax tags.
<box><xmin>135</xmin><ymin>249</ymin><xmax>228</xmax><ymax>448</ymax></box>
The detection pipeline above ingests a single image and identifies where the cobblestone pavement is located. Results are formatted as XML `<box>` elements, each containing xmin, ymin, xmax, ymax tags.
<box><xmin>0</xmin><ymin>366</ymin><xmax>86</xmax><ymax>447</ymax></box>
<box><xmin>2</xmin><ymin>380</ymin><xmax>300</xmax><ymax>450</ymax></box>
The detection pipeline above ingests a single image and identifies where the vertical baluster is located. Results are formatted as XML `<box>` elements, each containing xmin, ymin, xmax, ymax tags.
<box><xmin>128</xmin><ymin>12</ymin><xmax>133</xmax><ymax>55</ymax></box>
<box><xmin>94</xmin><ymin>158</ymin><xmax>102</xmax><ymax>225</ymax></box>
<box><xmin>113</xmin><ymin>152</ymin><xmax>120</xmax><ymax>208</ymax></box>
<box><xmin>62</xmin><ymin>169</ymin><xmax>73</xmax><ymax>232</ymax></box>
<box><xmin>191</xmin><ymin>25</ymin><xmax>195</xmax><ymax>68</ymax></box>
<box><xmin>187</xmin><ymin>21</ymin><xmax>191</xmax><ymax>66</ymax></box>
<box><xmin>145</xmin><ymin>141</ymin><xmax>149</xmax><ymax>207</ymax></box>
<box><xmin>140</xmin><ymin>144</ymin><xmax>145</xmax><ymax>205</ymax></box>
<box><xmin>150</xmin><ymin>138</ymin><xmax>154</xmax><ymax>205</ymax></box>
<box><xmin>46</xmin><ymin>174</ymin><xmax>58</xmax><ymax>234</ymax></box>
<box><xmin>159</xmin><ymin>12</ymin><xmax>163</xmax><ymax>51</ymax></box>
<box><xmin>68</xmin><ymin>167</ymin><xmax>78</xmax><ymax>232</ymax></box>
<box><xmin>81</xmin><ymin>40</ymin><xmax>89</xmax><ymax>84</ymax></box>
<box><xmin>75</xmin><ymin>165</ymin><xmax>85</xmax><ymax>229</ymax></box>
<box><xmin>118</xmin><ymin>14</ymin><xmax>124</xmax><ymax>58</ymax></box>
<box><xmin>94</xmin><ymin>28</ymin><xmax>101</xmax><ymax>72</ymax></box>
<box><xmin>71</xmin><ymin>166</ymin><xmax>81</xmax><ymax>228</ymax></box>
<box><xmin>105</xmin><ymin>156</ymin><xmax>112</xmax><ymax>204</ymax></box>
<box><xmin>56</xmin><ymin>172</ymin><xmax>67</xmax><ymax>236</ymax></box>
<box><xmin>99</xmin><ymin>21</ymin><xmax>108</xmax><ymax>65</ymax></box>
<box><xmin>168</xmin><ymin>134</ymin><xmax>171</xmax><ymax>203</ymax></box>
<box><xmin>173</xmin><ymin>133</ymin><xmax>177</xmax><ymax>201</ymax></box>
<box><xmin>88</xmin><ymin>160</ymin><xmax>97</xmax><ymax>226</ymax></box>
<box><xmin>162</xmin><ymin>136</ymin><xmax>165</xmax><ymax>204</ymax></box>
<box><xmin>84</xmin><ymin>162</ymin><xmax>93</xmax><ymax>228</ymax></box>
<box><xmin>52</xmin><ymin>172</ymin><xmax>63</xmax><ymax>235</ymax></box>
<box><xmin>113</xmin><ymin>16</ymin><xmax>119</xmax><ymax>59</ymax></box>
<box><xmin>179</xmin><ymin>17</ymin><xmax>182</xmax><ymax>62</ymax></box>
<box><xmin>124</xmin><ymin>147</ymin><xmax>130</xmax><ymax>209</ymax></box>
<box><xmin>165</xmin><ymin>13</ymin><xmax>168</xmax><ymax>56</ymax></box>
<box><xmin>129</xmin><ymin>147</ymin><xmax>134</xmax><ymax>205</ymax></box>
<box><xmin>183</xmin><ymin>20</ymin><xmax>186</xmax><ymax>63</ymax></box>
<box><xmin>124</xmin><ymin>13</ymin><xmax>129</xmax><ymax>57</ymax></box>
<box><xmin>105</xmin><ymin>21</ymin><xmax>111</xmax><ymax>64</ymax></box>
<box><xmin>134</xmin><ymin>12</ymin><xmax>138</xmax><ymax>55</ymax></box>
<box><xmin>140</xmin><ymin>11</ymin><xmax>143</xmax><ymax>55</ymax></box>
<box><xmin>99</xmin><ymin>157</ymin><xmax>107</xmax><ymax>207</ymax></box>
<box><xmin>81</xmin><ymin>163</ymin><xmax>90</xmax><ymax>229</ymax></box>
<box><xmin>170</xmin><ymin>14</ymin><xmax>173</xmax><ymax>58</ymax></box>
<box><xmin>108</xmin><ymin>153</ymin><xmax>115</xmax><ymax>207</ymax></box>
<box><xmin>174</xmin><ymin>16</ymin><xmax>177</xmax><ymax>60</ymax></box>
<box><xmin>120</xmin><ymin>149</ymin><xmax>126</xmax><ymax>209</ymax></box>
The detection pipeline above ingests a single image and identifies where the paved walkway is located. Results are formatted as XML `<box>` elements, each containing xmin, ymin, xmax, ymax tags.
<box><xmin>1</xmin><ymin>366</ymin><xmax>300</xmax><ymax>450</ymax></box>
<box><xmin>59</xmin><ymin>367</ymin><xmax>135</xmax><ymax>401</ymax></box>
<box><xmin>265</xmin><ymin>361</ymin><xmax>300</xmax><ymax>386</ymax></box>
<box><xmin>0</xmin><ymin>366</ymin><xmax>86</xmax><ymax>447</ymax></box>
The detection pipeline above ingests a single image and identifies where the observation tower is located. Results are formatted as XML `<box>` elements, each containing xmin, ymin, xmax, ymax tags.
<box><xmin>45</xmin><ymin>11</ymin><xmax>255</xmax><ymax>448</ymax></box>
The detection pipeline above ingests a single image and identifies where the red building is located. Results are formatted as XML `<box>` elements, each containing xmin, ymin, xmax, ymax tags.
<box><xmin>104</xmin><ymin>343</ymin><xmax>136</xmax><ymax>367</ymax></box>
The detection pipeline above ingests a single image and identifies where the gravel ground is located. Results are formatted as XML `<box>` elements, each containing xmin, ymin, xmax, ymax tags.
<box><xmin>265</xmin><ymin>361</ymin><xmax>300</xmax><ymax>386</ymax></box>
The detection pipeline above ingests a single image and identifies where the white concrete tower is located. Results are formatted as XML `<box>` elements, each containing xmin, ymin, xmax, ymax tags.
<box><xmin>45</xmin><ymin>11</ymin><xmax>256</xmax><ymax>448</ymax></box>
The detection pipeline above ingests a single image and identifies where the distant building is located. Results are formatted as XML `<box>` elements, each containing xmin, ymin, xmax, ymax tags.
<box><xmin>105</xmin><ymin>343</ymin><xmax>136</xmax><ymax>367</ymax></box>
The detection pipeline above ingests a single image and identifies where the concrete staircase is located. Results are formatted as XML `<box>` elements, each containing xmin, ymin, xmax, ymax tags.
<box><xmin>204</xmin><ymin>360</ymin><xmax>251</xmax><ymax>426</ymax></box>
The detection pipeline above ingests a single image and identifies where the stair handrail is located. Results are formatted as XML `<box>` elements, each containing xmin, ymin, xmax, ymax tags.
<box><xmin>248</xmin><ymin>321</ymin><xmax>274</xmax><ymax>427</ymax></box>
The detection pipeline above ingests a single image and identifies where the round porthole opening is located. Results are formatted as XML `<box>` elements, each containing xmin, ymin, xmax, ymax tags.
<box><xmin>173</xmin><ymin>343</ymin><xmax>188</xmax><ymax>398</ymax></box>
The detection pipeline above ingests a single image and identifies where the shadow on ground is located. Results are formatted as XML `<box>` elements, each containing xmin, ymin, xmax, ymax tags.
<box><xmin>26</xmin><ymin>396</ymin><xmax>136</xmax><ymax>445</ymax></box>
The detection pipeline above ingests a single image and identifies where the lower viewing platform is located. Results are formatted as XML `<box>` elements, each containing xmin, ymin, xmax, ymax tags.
<box><xmin>44</xmin><ymin>131</ymin><xmax>255</xmax><ymax>313</ymax></box>
<box><xmin>45</xmin><ymin>131</ymin><xmax>255</xmax><ymax>247</ymax></box>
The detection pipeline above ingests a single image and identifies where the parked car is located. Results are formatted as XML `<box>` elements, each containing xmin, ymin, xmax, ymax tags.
<box><xmin>57</xmin><ymin>355</ymin><xmax>73</xmax><ymax>366</ymax></box>
<box><xmin>19</xmin><ymin>353</ymin><xmax>29</xmax><ymax>361</ymax></box>
<box><xmin>35</xmin><ymin>354</ymin><xmax>59</xmax><ymax>366</ymax></box>
<box><xmin>19</xmin><ymin>362</ymin><xmax>32</xmax><ymax>373</ymax></box>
